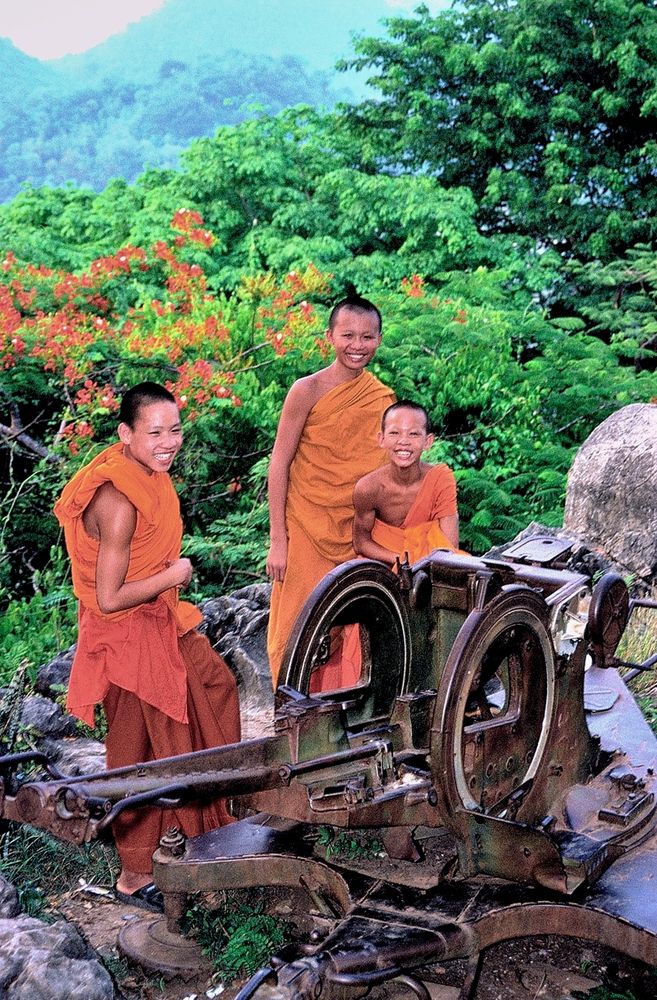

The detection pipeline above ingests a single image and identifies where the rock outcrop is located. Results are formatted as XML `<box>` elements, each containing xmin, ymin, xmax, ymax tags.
<box><xmin>0</xmin><ymin>877</ymin><xmax>114</xmax><ymax>999</ymax></box>
<box><xmin>564</xmin><ymin>402</ymin><xmax>657</xmax><ymax>583</ymax></box>
<box><xmin>201</xmin><ymin>582</ymin><xmax>274</xmax><ymax>738</ymax></box>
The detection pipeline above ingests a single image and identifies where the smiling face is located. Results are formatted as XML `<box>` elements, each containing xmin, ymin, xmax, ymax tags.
<box><xmin>118</xmin><ymin>400</ymin><xmax>183</xmax><ymax>475</ymax></box>
<box><xmin>326</xmin><ymin>306</ymin><xmax>381</xmax><ymax>374</ymax></box>
<box><xmin>379</xmin><ymin>405</ymin><xmax>434</xmax><ymax>469</ymax></box>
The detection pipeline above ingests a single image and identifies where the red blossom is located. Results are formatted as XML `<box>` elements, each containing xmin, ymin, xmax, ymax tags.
<box><xmin>401</xmin><ymin>274</ymin><xmax>425</xmax><ymax>298</ymax></box>
<box><xmin>171</xmin><ymin>208</ymin><xmax>205</xmax><ymax>233</ymax></box>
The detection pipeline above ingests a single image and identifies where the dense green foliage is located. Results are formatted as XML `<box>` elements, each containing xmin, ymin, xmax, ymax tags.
<box><xmin>343</xmin><ymin>0</ymin><xmax>657</xmax><ymax>260</ymax></box>
<box><xmin>2</xmin><ymin>0</ymin><xmax>657</xmax><ymax>683</ymax></box>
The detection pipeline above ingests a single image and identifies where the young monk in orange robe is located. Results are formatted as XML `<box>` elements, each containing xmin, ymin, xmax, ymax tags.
<box><xmin>353</xmin><ymin>400</ymin><xmax>461</xmax><ymax>566</ymax></box>
<box><xmin>54</xmin><ymin>382</ymin><xmax>240</xmax><ymax>911</ymax></box>
<box><xmin>266</xmin><ymin>295</ymin><xmax>395</xmax><ymax>686</ymax></box>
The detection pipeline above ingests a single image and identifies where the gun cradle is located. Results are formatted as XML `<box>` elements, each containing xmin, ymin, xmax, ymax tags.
<box><xmin>1</xmin><ymin>537</ymin><xmax>656</xmax><ymax>994</ymax></box>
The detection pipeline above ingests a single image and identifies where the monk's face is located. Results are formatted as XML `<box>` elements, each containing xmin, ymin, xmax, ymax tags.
<box><xmin>118</xmin><ymin>401</ymin><xmax>183</xmax><ymax>475</ymax></box>
<box><xmin>327</xmin><ymin>306</ymin><xmax>381</xmax><ymax>373</ymax></box>
<box><xmin>378</xmin><ymin>407</ymin><xmax>434</xmax><ymax>469</ymax></box>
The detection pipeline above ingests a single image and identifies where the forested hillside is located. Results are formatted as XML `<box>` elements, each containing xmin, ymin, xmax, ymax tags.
<box><xmin>0</xmin><ymin>0</ymin><xmax>399</xmax><ymax>201</ymax></box>
<box><xmin>2</xmin><ymin>0</ymin><xmax>657</xmax><ymax>680</ymax></box>
<box><xmin>0</xmin><ymin>43</ymin><xmax>339</xmax><ymax>202</ymax></box>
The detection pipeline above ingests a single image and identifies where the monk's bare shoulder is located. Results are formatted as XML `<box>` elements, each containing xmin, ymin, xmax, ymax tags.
<box><xmin>353</xmin><ymin>466</ymin><xmax>388</xmax><ymax>510</ymax></box>
<box><xmin>278</xmin><ymin>368</ymin><xmax>335</xmax><ymax>427</ymax></box>
<box><xmin>287</xmin><ymin>371</ymin><xmax>325</xmax><ymax>407</ymax></box>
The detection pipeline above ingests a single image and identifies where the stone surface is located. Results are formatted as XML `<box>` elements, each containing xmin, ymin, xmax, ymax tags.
<box><xmin>40</xmin><ymin>735</ymin><xmax>106</xmax><ymax>776</ymax></box>
<box><xmin>201</xmin><ymin>582</ymin><xmax>274</xmax><ymax>739</ymax></box>
<box><xmin>0</xmin><ymin>876</ymin><xmax>20</xmax><ymax>918</ymax></box>
<box><xmin>35</xmin><ymin>646</ymin><xmax>75</xmax><ymax>697</ymax></box>
<box><xmin>564</xmin><ymin>403</ymin><xmax>657</xmax><ymax>582</ymax></box>
<box><xmin>0</xmin><ymin>915</ymin><xmax>114</xmax><ymax>998</ymax></box>
<box><xmin>20</xmin><ymin>694</ymin><xmax>78</xmax><ymax>739</ymax></box>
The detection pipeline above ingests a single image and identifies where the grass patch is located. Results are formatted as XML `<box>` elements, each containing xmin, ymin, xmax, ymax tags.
<box><xmin>0</xmin><ymin>824</ymin><xmax>119</xmax><ymax>916</ymax></box>
<box><xmin>616</xmin><ymin>603</ymin><xmax>657</xmax><ymax>735</ymax></box>
<box><xmin>616</xmin><ymin>603</ymin><xmax>657</xmax><ymax>669</ymax></box>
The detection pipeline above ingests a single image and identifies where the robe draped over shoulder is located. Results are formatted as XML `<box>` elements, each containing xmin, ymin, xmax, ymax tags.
<box><xmin>268</xmin><ymin>371</ymin><xmax>395</xmax><ymax>684</ymax></box>
<box><xmin>54</xmin><ymin>443</ymin><xmax>201</xmax><ymax>725</ymax></box>
<box><xmin>371</xmin><ymin>463</ymin><xmax>460</xmax><ymax>564</ymax></box>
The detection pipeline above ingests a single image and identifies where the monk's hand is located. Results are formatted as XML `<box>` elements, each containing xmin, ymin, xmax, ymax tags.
<box><xmin>169</xmin><ymin>557</ymin><xmax>194</xmax><ymax>589</ymax></box>
<box><xmin>266</xmin><ymin>539</ymin><xmax>287</xmax><ymax>583</ymax></box>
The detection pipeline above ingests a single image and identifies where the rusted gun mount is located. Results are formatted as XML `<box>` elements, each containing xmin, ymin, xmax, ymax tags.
<box><xmin>0</xmin><ymin>537</ymin><xmax>656</xmax><ymax>993</ymax></box>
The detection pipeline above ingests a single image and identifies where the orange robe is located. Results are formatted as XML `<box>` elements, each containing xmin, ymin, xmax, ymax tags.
<box><xmin>268</xmin><ymin>371</ymin><xmax>395</xmax><ymax>685</ymax></box>
<box><xmin>54</xmin><ymin>443</ymin><xmax>240</xmax><ymax>872</ymax></box>
<box><xmin>371</xmin><ymin>463</ymin><xmax>460</xmax><ymax>563</ymax></box>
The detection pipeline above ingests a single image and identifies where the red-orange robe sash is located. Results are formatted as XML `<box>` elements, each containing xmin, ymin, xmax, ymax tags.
<box><xmin>54</xmin><ymin>443</ymin><xmax>201</xmax><ymax>726</ymax></box>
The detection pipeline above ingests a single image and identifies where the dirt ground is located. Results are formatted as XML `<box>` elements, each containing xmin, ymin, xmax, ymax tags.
<box><xmin>53</xmin><ymin>885</ymin><xmax>655</xmax><ymax>1000</ymax></box>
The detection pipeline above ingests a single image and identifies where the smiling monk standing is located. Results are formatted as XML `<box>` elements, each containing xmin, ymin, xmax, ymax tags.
<box><xmin>54</xmin><ymin>382</ymin><xmax>240</xmax><ymax>912</ymax></box>
<box><xmin>265</xmin><ymin>295</ymin><xmax>395</xmax><ymax>686</ymax></box>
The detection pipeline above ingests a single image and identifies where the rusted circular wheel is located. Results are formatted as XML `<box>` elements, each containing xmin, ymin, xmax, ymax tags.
<box><xmin>432</xmin><ymin>586</ymin><xmax>556</xmax><ymax>817</ymax></box>
<box><xmin>280</xmin><ymin>559</ymin><xmax>410</xmax><ymax>724</ymax></box>
<box><xmin>587</xmin><ymin>573</ymin><xmax>630</xmax><ymax>668</ymax></box>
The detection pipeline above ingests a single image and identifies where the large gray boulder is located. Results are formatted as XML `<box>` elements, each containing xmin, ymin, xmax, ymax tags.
<box><xmin>34</xmin><ymin>646</ymin><xmax>76</xmax><ymax>698</ymax></box>
<box><xmin>564</xmin><ymin>403</ymin><xmax>657</xmax><ymax>582</ymax></box>
<box><xmin>19</xmin><ymin>695</ymin><xmax>77</xmax><ymax>740</ymax></box>
<box><xmin>0</xmin><ymin>914</ymin><xmax>114</xmax><ymax>999</ymax></box>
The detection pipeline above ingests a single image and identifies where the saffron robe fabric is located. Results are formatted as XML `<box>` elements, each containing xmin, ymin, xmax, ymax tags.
<box><xmin>371</xmin><ymin>463</ymin><xmax>459</xmax><ymax>564</ymax></box>
<box><xmin>267</xmin><ymin>371</ymin><xmax>395</xmax><ymax>685</ymax></box>
<box><xmin>309</xmin><ymin>464</ymin><xmax>458</xmax><ymax>693</ymax></box>
<box><xmin>54</xmin><ymin>443</ymin><xmax>201</xmax><ymax>725</ymax></box>
<box><xmin>104</xmin><ymin>630</ymin><xmax>239</xmax><ymax>873</ymax></box>
<box><xmin>54</xmin><ymin>443</ymin><xmax>240</xmax><ymax>870</ymax></box>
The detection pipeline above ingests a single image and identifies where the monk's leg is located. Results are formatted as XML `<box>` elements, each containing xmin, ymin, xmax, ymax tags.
<box><xmin>104</xmin><ymin>683</ymin><xmax>162</xmax><ymax>892</ymax></box>
<box><xmin>176</xmin><ymin>630</ymin><xmax>241</xmax><ymax>831</ymax></box>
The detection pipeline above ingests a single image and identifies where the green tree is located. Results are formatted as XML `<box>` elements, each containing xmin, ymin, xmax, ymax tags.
<box><xmin>566</xmin><ymin>244</ymin><xmax>657</xmax><ymax>369</ymax></box>
<box><xmin>342</xmin><ymin>0</ymin><xmax>657</xmax><ymax>259</ymax></box>
<box><xmin>0</xmin><ymin>107</ymin><xmax>489</xmax><ymax>290</ymax></box>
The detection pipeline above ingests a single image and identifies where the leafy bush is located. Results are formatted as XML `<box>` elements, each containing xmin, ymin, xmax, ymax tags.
<box><xmin>184</xmin><ymin>893</ymin><xmax>291</xmax><ymax>982</ymax></box>
<box><xmin>0</xmin><ymin>549</ymin><xmax>77</xmax><ymax>684</ymax></box>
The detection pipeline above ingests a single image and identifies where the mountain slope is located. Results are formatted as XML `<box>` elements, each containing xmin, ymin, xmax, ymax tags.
<box><xmin>0</xmin><ymin>0</ymin><xmax>407</xmax><ymax>202</ymax></box>
<box><xmin>1</xmin><ymin>37</ymin><xmax>58</xmax><ymax>100</ymax></box>
<box><xmin>51</xmin><ymin>0</ymin><xmax>391</xmax><ymax>81</ymax></box>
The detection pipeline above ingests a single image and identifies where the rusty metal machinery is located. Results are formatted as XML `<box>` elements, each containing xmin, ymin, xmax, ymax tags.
<box><xmin>0</xmin><ymin>536</ymin><xmax>655</xmax><ymax>997</ymax></box>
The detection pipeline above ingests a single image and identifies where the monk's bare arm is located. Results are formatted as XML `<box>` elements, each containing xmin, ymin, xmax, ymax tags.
<box><xmin>89</xmin><ymin>483</ymin><xmax>192</xmax><ymax>614</ymax></box>
<box><xmin>352</xmin><ymin>478</ymin><xmax>397</xmax><ymax>565</ymax></box>
<box><xmin>266</xmin><ymin>379</ymin><xmax>317</xmax><ymax>582</ymax></box>
<box><xmin>439</xmin><ymin>513</ymin><xmax>460</xmax><ymax>548</ymax></box>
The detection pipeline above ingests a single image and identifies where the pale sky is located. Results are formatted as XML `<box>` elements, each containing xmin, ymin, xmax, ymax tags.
<box><xmin>1</xmin><ymin>0</ymin><xmax>167</xmax><ymax>59</ymax></box>
<box><xmin>1</xmin><ymin>0</ymin><xmax>448</xmax><ymax>60</ymax></box>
